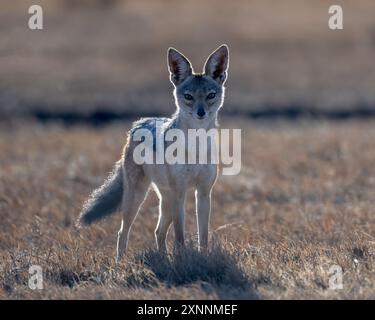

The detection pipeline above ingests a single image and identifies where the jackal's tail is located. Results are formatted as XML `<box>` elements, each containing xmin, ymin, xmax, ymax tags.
<box><xmin>77</xmin><ymin>160</ymin><xmax>123</xmax><ymax>226</ymax></box>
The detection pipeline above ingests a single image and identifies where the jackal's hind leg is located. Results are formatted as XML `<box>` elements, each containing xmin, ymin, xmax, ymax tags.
<box><xmin>155</xmin><ymin>194</ymin><xmax>173</xmax><ymax>252</ymax></box>
<box><xmin>116</xmin><ymin>166</ymin><xmax>149</xmax><ymax>262</ymax></box>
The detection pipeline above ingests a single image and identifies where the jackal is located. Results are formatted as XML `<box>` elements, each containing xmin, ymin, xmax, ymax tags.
<box><xmin>78</xmin><ymin>45</ymin><xmax>229</xmax><ymax>261</ymax></box>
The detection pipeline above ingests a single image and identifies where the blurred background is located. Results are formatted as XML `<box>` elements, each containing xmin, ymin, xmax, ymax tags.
<box><xmin>1</xmin><ymin>0</ymin><xmax>375</xmax><ymax>122</ymax></box>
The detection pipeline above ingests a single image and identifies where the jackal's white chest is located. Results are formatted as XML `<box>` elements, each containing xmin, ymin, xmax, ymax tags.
<box><xmin>144</xmin><ymin>162</ymin><xmax>216</xmax><ymax>192</ymax></box>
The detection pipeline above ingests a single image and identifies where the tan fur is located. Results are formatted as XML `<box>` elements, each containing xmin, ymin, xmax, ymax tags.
<box><xmin>78</xmin><ymin>45</ymin><xmax>229</xmax><ymax>261</ymax></box>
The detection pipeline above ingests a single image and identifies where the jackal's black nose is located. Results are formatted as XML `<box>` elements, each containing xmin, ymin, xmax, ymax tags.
<box><xmin>197</xmin><ymin>108</ymin><xmax>206</xmax><ymax>118</ymax></box>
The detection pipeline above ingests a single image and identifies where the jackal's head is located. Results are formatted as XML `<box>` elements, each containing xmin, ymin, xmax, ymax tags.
<box><xmin>168</xmin><ymin>45</ymin><xmax>229</xmax><ymax>125</ymax></box>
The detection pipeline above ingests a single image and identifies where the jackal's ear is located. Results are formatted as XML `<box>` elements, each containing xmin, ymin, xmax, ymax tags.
<box><xmin>204</xmin><ymin>44</ymin><xmax>229</xmax><ymax>84</ymax></box>
<box><xmin>168</xmin><ymin>48</ymin><xmax>193</xmax><ymax>86</ymax></box>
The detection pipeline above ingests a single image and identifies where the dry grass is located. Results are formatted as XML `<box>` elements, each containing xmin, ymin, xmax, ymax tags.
<box><xmin>0</xmin><ymin>118</ymin><xmax>374</xmax><ymax>299</ymax></box>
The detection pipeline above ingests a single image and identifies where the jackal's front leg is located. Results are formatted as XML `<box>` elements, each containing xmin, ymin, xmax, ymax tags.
<box><xmin>195</xmin><ymin>188</ymin><xmax>212</xmax><ymax>250</ymax></box>
<box><xmin>156</xmin><ymin>190</ymin><xmax>185</xmax><ymax>250</ymax></box>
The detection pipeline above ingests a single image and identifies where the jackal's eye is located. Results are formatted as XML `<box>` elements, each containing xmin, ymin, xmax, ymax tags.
<box><xmin>207</xmin><ymin>92</ymin><xmax>216</xmax><ymax>100</ymax></box>
<box><xmin>184</xmin><ymin>93</ymin><xmax>194</xmax><ymax>101</ymax></box>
